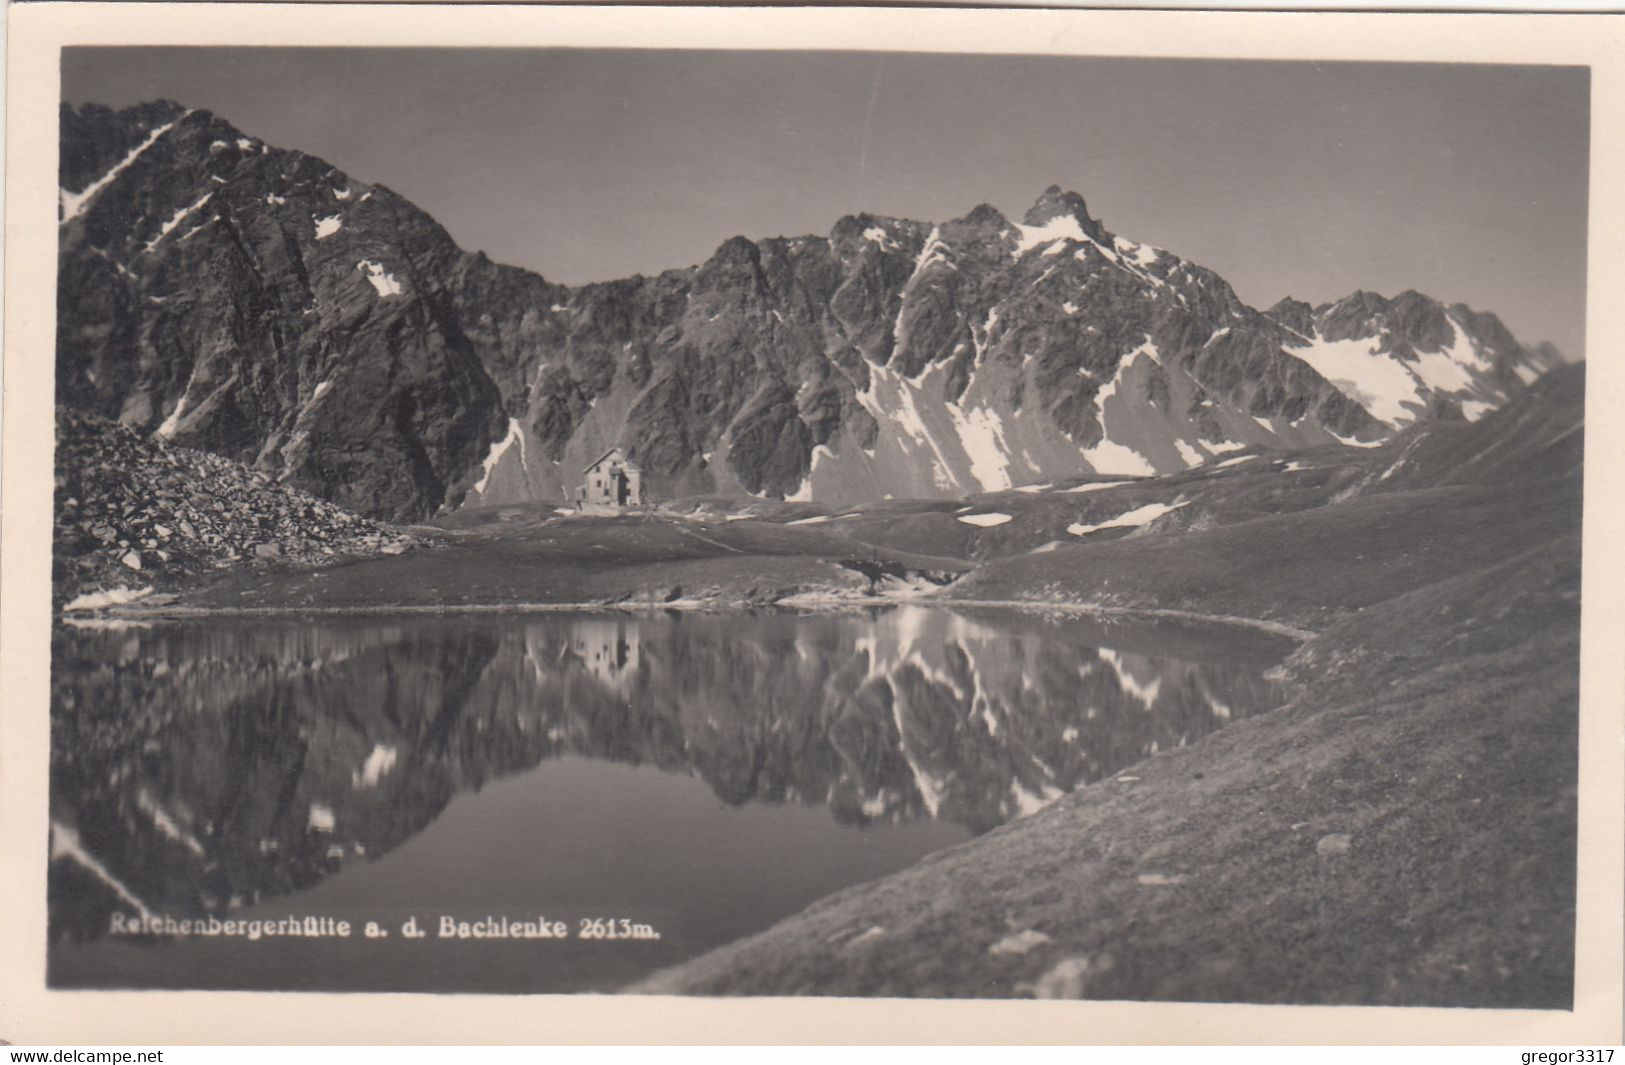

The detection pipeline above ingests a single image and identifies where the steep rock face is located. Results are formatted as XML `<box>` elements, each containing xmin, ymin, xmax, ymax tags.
<box><xmin>58</xmin><ymin>102</ymin><xmax>530</xmax><ymax>521</ymax></box>
<box><xmin>59</xmin><ymin>102</ymin><xmax>1558</xmax><ymax>516</ymax></box>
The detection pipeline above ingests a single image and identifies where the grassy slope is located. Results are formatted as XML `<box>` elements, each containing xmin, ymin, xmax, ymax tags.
<box><xmin>953</xmin><ymin>480</ymin><xmax>1577</xmax><ymax>633</ymax></box>
<box><xmin>173</xmin><ymin>509</ymin><xmax>971</xmax><ymax>611</ymax></box>
<box><xmin>775</xmin><ymin>457</ymin><xmax>1372</xmax><ymax>565</ymax></box>
<box><xmin>632</xmin><ymin>528</ymin><xmax>1579</xmax><ymax>1006</ymax></box>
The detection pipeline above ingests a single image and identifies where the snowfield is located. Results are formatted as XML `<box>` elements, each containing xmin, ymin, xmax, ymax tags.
<box><xmin>1284</xmin><ymin>317</ymin><xmax>1502</xmax><ymax>429</ymax></box>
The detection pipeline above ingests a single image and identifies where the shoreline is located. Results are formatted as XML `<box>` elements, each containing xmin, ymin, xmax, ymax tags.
<box><xmin>68</xmin><ymin>591</ymin><xmax>1316</xmax><ymax>641</ymax></box>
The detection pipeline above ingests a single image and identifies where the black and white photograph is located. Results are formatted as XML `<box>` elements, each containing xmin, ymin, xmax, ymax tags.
<box><xmin>5</xmin><ymin>2</ymin><xmax>1623</xmax><ymax>1045</ymax></box>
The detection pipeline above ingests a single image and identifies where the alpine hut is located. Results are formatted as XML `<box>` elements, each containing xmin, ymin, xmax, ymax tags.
<box><xmin>576</xmin><ymin>447</ymin><xmax>642</xmax><ymax>509</ymax></box>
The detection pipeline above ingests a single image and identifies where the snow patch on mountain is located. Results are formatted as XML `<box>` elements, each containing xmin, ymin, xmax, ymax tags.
<box><xmin>958</xmin><ymin>512</ymin><xmax>1013</xmax><ymax>527</ymax></box>
<box><xmin>1067</xmin><ymin>500</ymin><xmax>1187</xmax><ymax>536</ymax></box>
<box><xmin>860</xmin><ymin>364</ymin><xmax>957</xmax><ymax>491</ymax></box>
<box><xmin>1014</xmin><ymin>215</ymin><xmax>1088</xmax><ymax>254</ymax></box>
<box><xmin>156</xmin><ymin>362</ymin><xmax>201</xmax><ymax>439</ymax></box>
<box><xmin>1284</xmin><ymin>334</ymin><xmax>1420</xmax><ymax>425</ymax></box>
<box><xmin>359</xmin><ymin>261</ymin><xmax>403</xmax><ymax>297</ymax></box>
<box><xmin>1080</xmin><ymin>345</ymin><xmax>1161</xmax><ymax>476</ymax></box>
<box><xmin>1409</xmin><ymin>348</ymin><xmax>1477</xmax><ymax>395</ymax></box>
<box><xmin>862</xmin><ymin>226</ymin><xmax>901</xmax><ymax>252</ymax></box>
<box><xmin>144</xmin><ymin>192</ymin><xmax>214</xmax><ymax>252</ymax></box>
<box><xmin>1329</xmin><ymin>429</ymin><xmax>1385</xmax><ymax>449</ymax></box>
<box><xmin>785</xmin><ymin>446</ymin><xmax>835</xmax><ymax>503</ymax></box>
<box><xmin>473</xmin><ymin>419</ymin><xmax>528</xmax><ymax>496</ymax></box>
<box><xmin>948</xmin><ymin>402</ymin><xmax>1015</xmax><ymax>492</ymax></box>
<box><xmin>1084</xmin><ymin>439</ymin><xmax>1156</xmax><ymax>477</ymax></box>
<box><xmin>908</xmin><ymin>227</ymin><xmax>951</xmax><ymax>280</ymax></box>
<box><xmin>314</xmin><ymin>215</ymin><xmax>342</xmax><ymax>240</ymax></box>
<box><xmin>1114</xmin><ymin>235</ymin><xmax>1162</xmax><ymax>267</ymax></box>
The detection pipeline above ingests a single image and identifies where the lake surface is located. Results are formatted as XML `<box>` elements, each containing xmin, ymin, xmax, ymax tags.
<box><xmin>47</xmin><ymin>605</ymin><xmax>1290</xmax><ymax>993</ymax></box>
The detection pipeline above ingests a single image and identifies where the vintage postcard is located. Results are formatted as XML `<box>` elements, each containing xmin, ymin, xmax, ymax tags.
<box><xmin>2</xmin><ymin>2</ymin><xmax>1622</xmax><ymax>1045</ymax></box>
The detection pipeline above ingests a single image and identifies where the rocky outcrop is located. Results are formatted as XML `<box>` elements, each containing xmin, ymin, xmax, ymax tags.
<box><xmin>59</xmin><ymin>101</ymin><xmax>1559</xmax><ymax>517</ymax></box>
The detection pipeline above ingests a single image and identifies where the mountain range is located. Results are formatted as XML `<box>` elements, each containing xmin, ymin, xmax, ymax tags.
<box><xmin>58</xmin><ymin>100</ymin><xmax>1565</xmax><ymax>521</ymax></box>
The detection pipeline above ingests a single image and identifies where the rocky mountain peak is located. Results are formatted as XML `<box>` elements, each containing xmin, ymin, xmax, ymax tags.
<box><xmin>694</xmin><ymin>234</ymin><xmax>771</xmax><ymax>298</ymax></box>
<box><xmin>829</xmin><ymin>213</ymin><xmax>923</xmax><ymax>253</ymax></box>
<box><xmin>955</xmin><ymin>202</ymin><xmax>1011</xmax><ymax>231</ymax></box>
<box><xmin>713</xmin><ymin>234</ymin><xmax>760</xmax><ymax>261</ymax></box>
<box><xmin>1264</xmin><ymin>297</ymin><xmax>1316</xmax><ymax>337</ymax></box>
<box><xmin>59</xmin><ymin>99</ymin><xmax>192</xmax><ymax>198</ymax></box>
<box><xmin>1021</xmin><ymin>185</ymin><xmax>1107</xmax><ymax>244</ymax></box>
<box><xmin>1319</xmin><ymin>289</ymin><xmax>1387</xmax><ymax>320</ymax></box>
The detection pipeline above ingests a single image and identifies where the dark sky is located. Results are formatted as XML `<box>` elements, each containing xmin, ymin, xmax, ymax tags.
<box><xmin>63</xmin><ymin>47</ymin><xmax>1590</xmax><ymax>357</ymax></box>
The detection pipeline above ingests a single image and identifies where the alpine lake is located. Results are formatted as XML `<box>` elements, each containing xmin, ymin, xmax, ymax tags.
<box><xmin>47</xmin><ymin>604</ymin><xmax>1293</xmax><ymax>993</ymax></box>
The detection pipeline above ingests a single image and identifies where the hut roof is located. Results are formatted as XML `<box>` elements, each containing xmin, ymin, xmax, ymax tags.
<box><xmin>583</xmin><ymin>447</ymin><xmax>638</xmax><ymax>474</ymax></box>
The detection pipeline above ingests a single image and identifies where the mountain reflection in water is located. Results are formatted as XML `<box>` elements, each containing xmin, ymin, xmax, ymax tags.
<box><xmin>48</xmin><ymin>606</ymin><xmax>1288</xmax><ymax>991</ymax></box>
